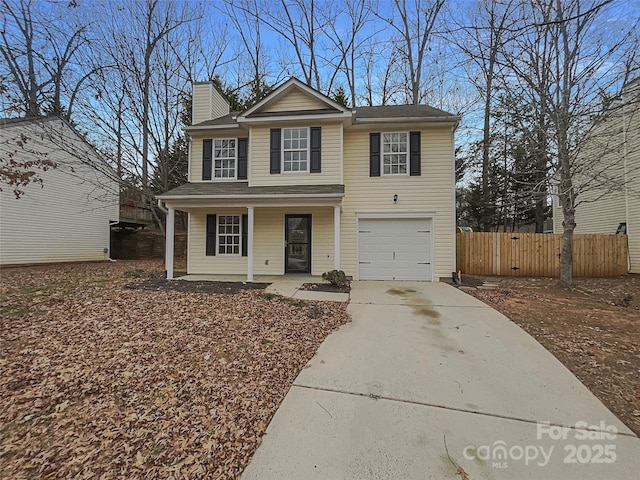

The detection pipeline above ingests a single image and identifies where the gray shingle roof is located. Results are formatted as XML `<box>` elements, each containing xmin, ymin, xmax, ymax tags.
<box><xmin>187</xmin><ymin>104</ymin><xmax>458</xmax><ymax>130</ymax></box>
<box><xmin>354</xmin><ymin>104</ymin><xmax>455</xmax><ymax>119</ymax></box>
<box><xmin>189</xmin><ymin>112</ymin><xmax>241</xmax><ymax>128</ymax></box>
<box><xmin>158</xmin><ymin>182</ymin><xmax>344</xmax><ymax>198</ymax></box>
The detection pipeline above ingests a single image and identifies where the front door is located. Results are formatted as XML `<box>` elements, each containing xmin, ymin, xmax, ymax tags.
<box><xmin>285</xmin><ymin>214</ymin><xmax>311</xmax><ymax>273</ymax></box>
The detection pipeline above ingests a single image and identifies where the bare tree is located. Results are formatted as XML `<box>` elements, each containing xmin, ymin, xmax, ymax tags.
<box><xmin>375</xmin><ymin>0</ymin><xmax>445</xmax><ymax>105</ymax></box>
<box><xmin>321</xmin><ymin>0</ymin><xmax>372</xmax><ymax>106</ymax></box>
<box><xmin>505</xmin><ymin>0</ymin><xmax>639</xmax><ymax>285</ymax></box>
<box><xmin>235</xmin><ymin>0</ymin><xmax>334</xmax><ymax>90</ymax></box>
<box><xmin>0</xmin><ymin>0</ymin><xmax>92</xmax><ymax>118</ymax></box>
<box><xmin>447</xmin><ymin>0</ymin><xmax>516</xmax><ymax>231</ymax></box>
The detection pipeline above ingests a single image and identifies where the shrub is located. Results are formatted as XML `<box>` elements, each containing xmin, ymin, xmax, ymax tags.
<box><xmin>322</xmin><ymin>270</ymin><xmax>348</xmax><ymax>288</ymax></box>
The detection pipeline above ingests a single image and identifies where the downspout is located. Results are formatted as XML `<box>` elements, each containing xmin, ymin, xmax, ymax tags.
<box><xmin>622</xmin><ymin>93</ymin><xmax>631</xmax><ymax>273</ymax></box>
<box><xmin>157</xmin><ymin>198</ymin><xmax>168</xmax><ymax>214</ymax></box>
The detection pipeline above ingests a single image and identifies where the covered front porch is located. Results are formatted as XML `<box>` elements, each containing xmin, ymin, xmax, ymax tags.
<box><xmin>157</xmin><ymin>183</ymin><xmax>344</xmax><ymax>281</ymax></box>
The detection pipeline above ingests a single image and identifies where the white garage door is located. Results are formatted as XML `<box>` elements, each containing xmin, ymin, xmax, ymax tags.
<box><xmin>358</xmin><ymin>218</ymin><xmax>433</xmax><ymax>280</ymax></box>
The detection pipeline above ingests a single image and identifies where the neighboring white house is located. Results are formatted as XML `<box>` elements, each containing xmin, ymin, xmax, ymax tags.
<box><xmin>158</xmin><ymin>77</ymin><xmax>460</xmax><ymax>281</ymax></box>
<box><xmin>552</xmin><ymin>78</ymin><xmax>640</xmax><ymax>273</ymax></box>
<box><xmin>0</xmin><ymin>117</ymin><xmax>119</xmax><ymax>265</ymax></box>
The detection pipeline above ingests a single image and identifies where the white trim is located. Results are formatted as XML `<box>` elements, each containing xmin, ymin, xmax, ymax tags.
<box><xmin>208</xmin><ymin>83</ymin><xmax>213</xmax><ymax>121</ymax></box>
<box><xmin>184</xmin><ymin>124</ymin><xmax>240</xmax><ymax>132</ymax></box>
<box><xmin>160</xmin><ymin>193</ymin><xmax>344</xmax><ymax>201</ymax></box>
<box><xmin>248</xmin><ymin>125</ymin><xmax>253</xmax><ymax>186</ymax></box>
<box><xmin>166</xmin><ymin>198</ymin><xmax>342</xmax><ymax>209</ymax></box>
<box><xmin>165</xmin><ymin>207</ymin><xmax>175</xmax><ymax>279</ymax></box>
<box><xmin>240</xmin><ymin>77</ymin><xmax>351</xmax><ymax>118</ymax></box>
<box><xmin>247</xmin><ymin>206</ymin><xmax>254</xmax><ymax>282</ymax></box>
<box><xmin>212</xmin><ymin>138</ymin><xmax>238</xmax><ymax>180</ymax></box>
<box><xmin>216</xmin><ymin>214</ymin><xmax>242</xmax><ymax>256</ymax></box>
<box><xmin>282</xmin><ymin>127</ymin><xmax>310</xmax><ymax>173</ymax></box>
<box><xmin>357</xmin><ymin>212</ymin><xmax>436</xmax><ymax>219</ymax></box>
<box><xmin>187</xmin><ymin>211</ymin><xmax>191</xmax><ymax>274</ymax></box>
<box><xmin>237</xmin><ymin>112</ymin><xmax>352</xmax><ymax>124</ymax></box>
<box><xmin>381</xmin><ymin>131</ymin><xmax>409</xmax><ymax>176</ymax></box>
<box><xmin>187</xmin><ymin>136</ymin><xmax>192</xmax><ymax>182</ymax></box>
<box><xmin>334</xmin><ymin>205</ymin><xmax>340</xmax><ymax>270</ymax></box>
<box><xmin>353</xmin><ymin>116</ymin><xmax>461</xmax><ymax>124</ymax></box>
<box><xmin>339</xmin><ymin>123</ymin><xmax>344</xmax><ymax>185</ymax></box>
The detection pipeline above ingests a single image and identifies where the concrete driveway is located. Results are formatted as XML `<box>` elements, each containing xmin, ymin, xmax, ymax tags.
<box><xmin>242</xmin><ymin>281</ymin><xmax>640</xmax><ymax>479</ymax></box>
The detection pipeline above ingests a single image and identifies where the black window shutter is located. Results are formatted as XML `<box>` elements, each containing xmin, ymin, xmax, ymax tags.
<box><xmin>310</xmin><ymin>127</ymin><xmax>321</xmax><ymax>173</ymax></box>
<box><xmin>369</xmin><ymin>133</ymin><xmax>380</xmax><ymax>177</ymax></box>
<box><xmin>206</xmin><ymin>214</ymin><xmax>216</xmax><ymax>256</ymax></box>
<box><xmin>202</xmin><ymin>139</ymin><xmax>212</xmax><ymax>180</ymax></box>
<box><xmin>241</xmin><ymin>214</ymin><xmax>248</xmax><ymax>256</ymax></box>
<box><xmin>237</xmin><ymin>138</ymin><xmax>248</xmax><ymax>179</ymax></box>
<box><xmin>409</xmin><ymin>131</ymin><xmax>421</xmax><ymax>176</ymax></box>
<box><xmin>270</xmin><ymin>128</ymin><xmax>281</xmax><ymax>174</ymax></box>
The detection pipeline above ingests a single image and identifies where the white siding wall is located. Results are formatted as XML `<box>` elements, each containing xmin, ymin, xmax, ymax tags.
<box><xmin>0</xmin><ymin>119</ymin><xmax>119</xmax><ymax>265</ymax></box>
<box><xmin>341</xmin><ymin>125</ymin><xmax>456</xmax><ymax>280</ymax></box>
<box><xmin>188</xmin><ymin>207</ymin><xmax>335</xmax><ymax>276</ymax></box>
<box><xmin>249</xmin><ymin>123</ymin><xmax>342</xmax><ymax>186</ymax></box>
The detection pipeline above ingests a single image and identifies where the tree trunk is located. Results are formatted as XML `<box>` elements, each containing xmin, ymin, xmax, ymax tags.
<box><xmin>559</xmin><ymin>205</ymin><xmax>575</xmax><ymax>287</ymax></box>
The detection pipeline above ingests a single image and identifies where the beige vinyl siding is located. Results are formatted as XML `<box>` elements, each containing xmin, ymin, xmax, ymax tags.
<box><xmin>192</xmin><ymin>83</ymin><xmax>212</xmax><ymax>124</ymax></box>
<box><xmin>249</xmin><ymin>123</ymin><xmax>342</xmax><ymax>186</ymax></box>
<box><xmin>211</xmin><ymin>87</ymin><xmax>230</xmax><ymax>120</ymax></box>
<box><xmin>188</xmin><ymin>207</ymin><xmax>335</xmax><ymax>275</ymax></box>
<box><xmin>555</xmin><ymin>82</ymin><xmax>640</xmax><ymax>272</ymax></box>
<box><xmin>0</xmin><ymin>120</ymin><xmax>119</xmax><ymax>265</ymax></box>
<box><xmin>189</xmin><ymin>129</ymin><xmax>246</xmax><ymax>182</ymax></box>
<box><xmin>262</xmin><ymin>88</ymin><xmax>329</xmax><ymax>113</ymax></box>
<box><xmin>188</xmin><ymin>208</ymin><xmax>249</xmax><ymax>274</ymax></box>
<box><xmin>192</xmin><ymin>83</ymin><xmax>230</xmax><ymax>124</ymax></box>
<box><xmin>341</xmin><ymin>125</ymin><xmax>456</xmax><ymax>279</ymax></box>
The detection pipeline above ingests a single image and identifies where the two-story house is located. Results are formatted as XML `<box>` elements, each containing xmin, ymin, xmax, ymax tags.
<box><xmin>157</xmin><ymin>77</ymin><xmax>459</xmax><ymax>281</ymax></box>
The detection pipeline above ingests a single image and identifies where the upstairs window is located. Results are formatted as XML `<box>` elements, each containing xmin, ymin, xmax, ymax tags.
<box><xmin>283</xmin><ymin>128</ymin><xmax>308</xmax><ymax>172</ymax></box>
<box><xmin>382</xmin><ymin>132</ymin><xmax>408</xmax><ymax>175</ymax></box>
<box><xmin>214</xmin><ymin>139</ymin><xmax>236</xmax><ymax>178</ymax></box>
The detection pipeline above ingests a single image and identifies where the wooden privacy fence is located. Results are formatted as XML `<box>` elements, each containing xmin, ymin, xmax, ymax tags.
<box><xmin>456</xmin><ymin>232</ymin><xmax>628</xmax><ymax>277</ymax></box>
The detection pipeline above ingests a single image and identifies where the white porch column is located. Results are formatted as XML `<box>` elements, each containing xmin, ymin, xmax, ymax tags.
<box><xmin>165</xmin><ymin>206</ymin><xmax>175</xmax><ymax>280</ymax></box>
<box><xmin>247</xmin><ymin>206</ymin><xmax>254</xmax><ymax>282</ymax></box>
<box><xmin>333</xmin><ymin>205</ymin><xmax>341</xmax><ymax>270</ymax></box>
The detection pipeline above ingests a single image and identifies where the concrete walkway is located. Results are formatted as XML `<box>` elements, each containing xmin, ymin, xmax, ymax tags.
<box><xmin>241</xmin><ymin>281</ymin><xmax>640</xmax><ymax>479</ymax></box>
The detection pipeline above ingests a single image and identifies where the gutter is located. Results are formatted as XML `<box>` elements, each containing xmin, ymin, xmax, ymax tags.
<box><xmin>353</xmin><ymin>116</ymin><xmax>462</xmax><ymax>124</ymax></box>
<box><xmin>157</xmin><ymin>193</ymin><xmax>345</xmax><ymax>201</ymax></box>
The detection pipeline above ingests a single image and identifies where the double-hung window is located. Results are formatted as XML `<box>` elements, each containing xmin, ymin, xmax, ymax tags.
<box><xmin>218</xmin><ymin>215</ymin><xmax>240</xmax><ymax>255</ymax></box>
<box><xmin>283</xmin><ymin>128</ymin><xmax>308</xmax><ymax>172</ymax></box>
<box><xmin>214</xmin><ymin>139</ymin><xmax>236</xmax><ymax>178</ymax></box>
<box><xmin>382</xmin><ymin>132</ymin><xmax>408</xmax><ymax>175</ymax></box>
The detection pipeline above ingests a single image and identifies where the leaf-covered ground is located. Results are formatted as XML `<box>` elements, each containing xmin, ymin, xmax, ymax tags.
<box><xmin>0</xmin><ymin>260</ymin><xmax>350</xmax><ymax>479</ymax></box>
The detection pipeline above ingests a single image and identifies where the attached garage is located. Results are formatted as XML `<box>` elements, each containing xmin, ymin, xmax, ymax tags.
<box><xmin>358</xmin><ymin>217</ymin><xmax>433</xmax><ymax>281</ymax></box>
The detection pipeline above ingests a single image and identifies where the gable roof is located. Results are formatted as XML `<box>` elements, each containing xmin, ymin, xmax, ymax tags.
<box><xmin>239</xmin><ymin>77</ymin><xmax>349</xmax><ymax>119</ymax></box>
